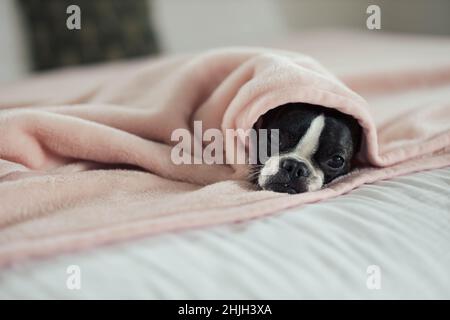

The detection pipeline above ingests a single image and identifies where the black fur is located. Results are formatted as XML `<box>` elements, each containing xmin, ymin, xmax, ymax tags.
<box><xmin>251</xmin><ymin>102</ymin><xmax>361</xmax><ymax>193</ymax></box>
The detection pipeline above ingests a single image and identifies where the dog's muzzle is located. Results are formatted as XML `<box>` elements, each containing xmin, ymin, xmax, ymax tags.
<box><xmin>261</xmin><ymin>157</ymin><xmax>312</xmax><ymax>194</ymax></box>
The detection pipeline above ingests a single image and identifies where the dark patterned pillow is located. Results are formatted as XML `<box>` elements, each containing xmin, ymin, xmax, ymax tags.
<box><xmin>19</xmin><ymin>0</ymin><xmax>159</xmax><ymax>70</ymax></box>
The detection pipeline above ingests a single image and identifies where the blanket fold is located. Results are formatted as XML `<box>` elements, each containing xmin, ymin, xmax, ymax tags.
<box><xmin>0</xmin><ymin>42</ymin><xmax>449</xmax><ymax>267</ymax></box>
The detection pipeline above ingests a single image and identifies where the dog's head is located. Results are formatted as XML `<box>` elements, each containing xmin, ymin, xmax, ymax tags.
<box><xmin>251</xmin><ymin>103</ymin><xmax>361</xmax><ymax>194</ymax></box>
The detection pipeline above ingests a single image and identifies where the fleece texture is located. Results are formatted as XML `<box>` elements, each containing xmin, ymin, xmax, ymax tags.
<box><xmin>0</xmin><ymin>37</ymin><xmax>449</xmax><ymax>267</ymax></box>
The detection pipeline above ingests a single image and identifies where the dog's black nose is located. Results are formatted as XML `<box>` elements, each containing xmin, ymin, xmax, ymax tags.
<box><xmin>280</xmin><ymin>158</ymin><xmax>309</xmax><ymax>178</ymax></box>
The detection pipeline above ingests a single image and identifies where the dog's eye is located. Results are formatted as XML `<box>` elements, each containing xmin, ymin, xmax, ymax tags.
<box><xmin>327</xmin><ymin>155</ymin><xmax>345</xmax><ymax>169</ymax></box>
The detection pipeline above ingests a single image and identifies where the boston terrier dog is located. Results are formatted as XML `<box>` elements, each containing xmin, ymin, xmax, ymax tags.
<box><xmin>250</xmin><ymin>103</ymin><xmax>362</xmax><ymax>194</ymax></box>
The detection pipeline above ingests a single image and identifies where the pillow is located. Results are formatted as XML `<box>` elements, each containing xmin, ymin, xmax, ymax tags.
<box><xmin>18</xmin><ymin>0</ymin><xmax>159</xmax><ymax>70</ymax></box>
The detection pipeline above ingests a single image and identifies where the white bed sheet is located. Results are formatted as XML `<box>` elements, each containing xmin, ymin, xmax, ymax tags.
<box><xmin>0</xmin><ymin>168</ymin><xmax>449</xmax><ymax>299</ymax></box>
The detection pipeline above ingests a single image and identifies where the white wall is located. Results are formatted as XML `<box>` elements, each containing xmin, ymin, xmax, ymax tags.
<box><xmin>151</xmin><ymin>0</ymin><xmax>288</xmax><ymax>53</ymax></box>
<box><xmin>279</xmin><ymin>0</ymin><xmax>450</xmax><ymax>35</ymax></box>
<box><xmin>1</xmin><ymin>0</ymin><xmax>449</xmax><ymax>84</ymax></box>
<box><xmin>0</xmin><ymin>0</ymin><xmax>30</xmax><ymax>83</ymax></box>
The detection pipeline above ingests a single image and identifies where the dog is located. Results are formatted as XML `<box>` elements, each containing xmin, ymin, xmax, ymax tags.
<box><xmin>250</xmin><ymin>103</ymin><xmax>362</xmax><ymax>194</ymax></box>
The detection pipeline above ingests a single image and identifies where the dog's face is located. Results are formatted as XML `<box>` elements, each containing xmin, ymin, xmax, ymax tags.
<box><xmin>251</xmin><ymin>103</ymin><xmax>361</xmax><ymax>194</ymax></box>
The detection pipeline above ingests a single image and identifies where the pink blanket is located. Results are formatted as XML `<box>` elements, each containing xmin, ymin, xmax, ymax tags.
<box><xmin>1</xmin><ymin>32</ymin><xmax>449</xmax><ymax>267</ymax></box>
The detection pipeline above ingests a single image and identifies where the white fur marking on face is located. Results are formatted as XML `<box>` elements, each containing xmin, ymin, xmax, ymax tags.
<box><xmin>258</xmin><ymin>155</ymin><xmax>280</xmax><ymax>186</ymax></box>
<box><xmin>293</xmin><ymin>114</ymin><xmax>325</xmax><ymax>159</ymax></box>
<box><xmin>258</xmin><ymin>114</ymin><xmax>326</xmax><ymax>191</ymax></box>
<box><xmin>307</xmin><ymin>170</ymin><xmax>324</xmax><ymax>192</ymax></box>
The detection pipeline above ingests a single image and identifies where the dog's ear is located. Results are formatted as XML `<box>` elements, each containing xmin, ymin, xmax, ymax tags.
<box><xmin>350</xmin><ymin>118</ymin><xmax>363</xmax><ymax>154</ymax></box>
<box><xmin>253</xmin><ymin>104</ymin><xmax>291</xmax><ymax>130</ymax></box>
<box><xmin>253</xmin><ymin>116</ymin><xmax>264</xmax><ymax>130</ymax></box>
<box><xmin>348</xmin><ymin>117</ymin><xmax>363</xmax><ymax>168</ymax></box>
<box><xmin>332</xmin><ymin>110</ymin><xmax>362</xmax><ymax>155</ymax></box>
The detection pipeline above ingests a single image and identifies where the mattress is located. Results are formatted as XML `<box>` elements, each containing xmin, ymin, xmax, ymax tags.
<box><xmin>0</xmin><ymin>167</ymin><xmax>448</xmax><ymax>299</ymax></box>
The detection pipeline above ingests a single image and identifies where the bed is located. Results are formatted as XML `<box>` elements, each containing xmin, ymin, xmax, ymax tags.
<box><xmin>0</xmin><ymin>167</ymin><xmax>448</xmax><ymax>299</ymax></box>
<box><xmin>0</xmin><ymin>31</ymin><xmax>449</xmax><ymax>299</ymax></box>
